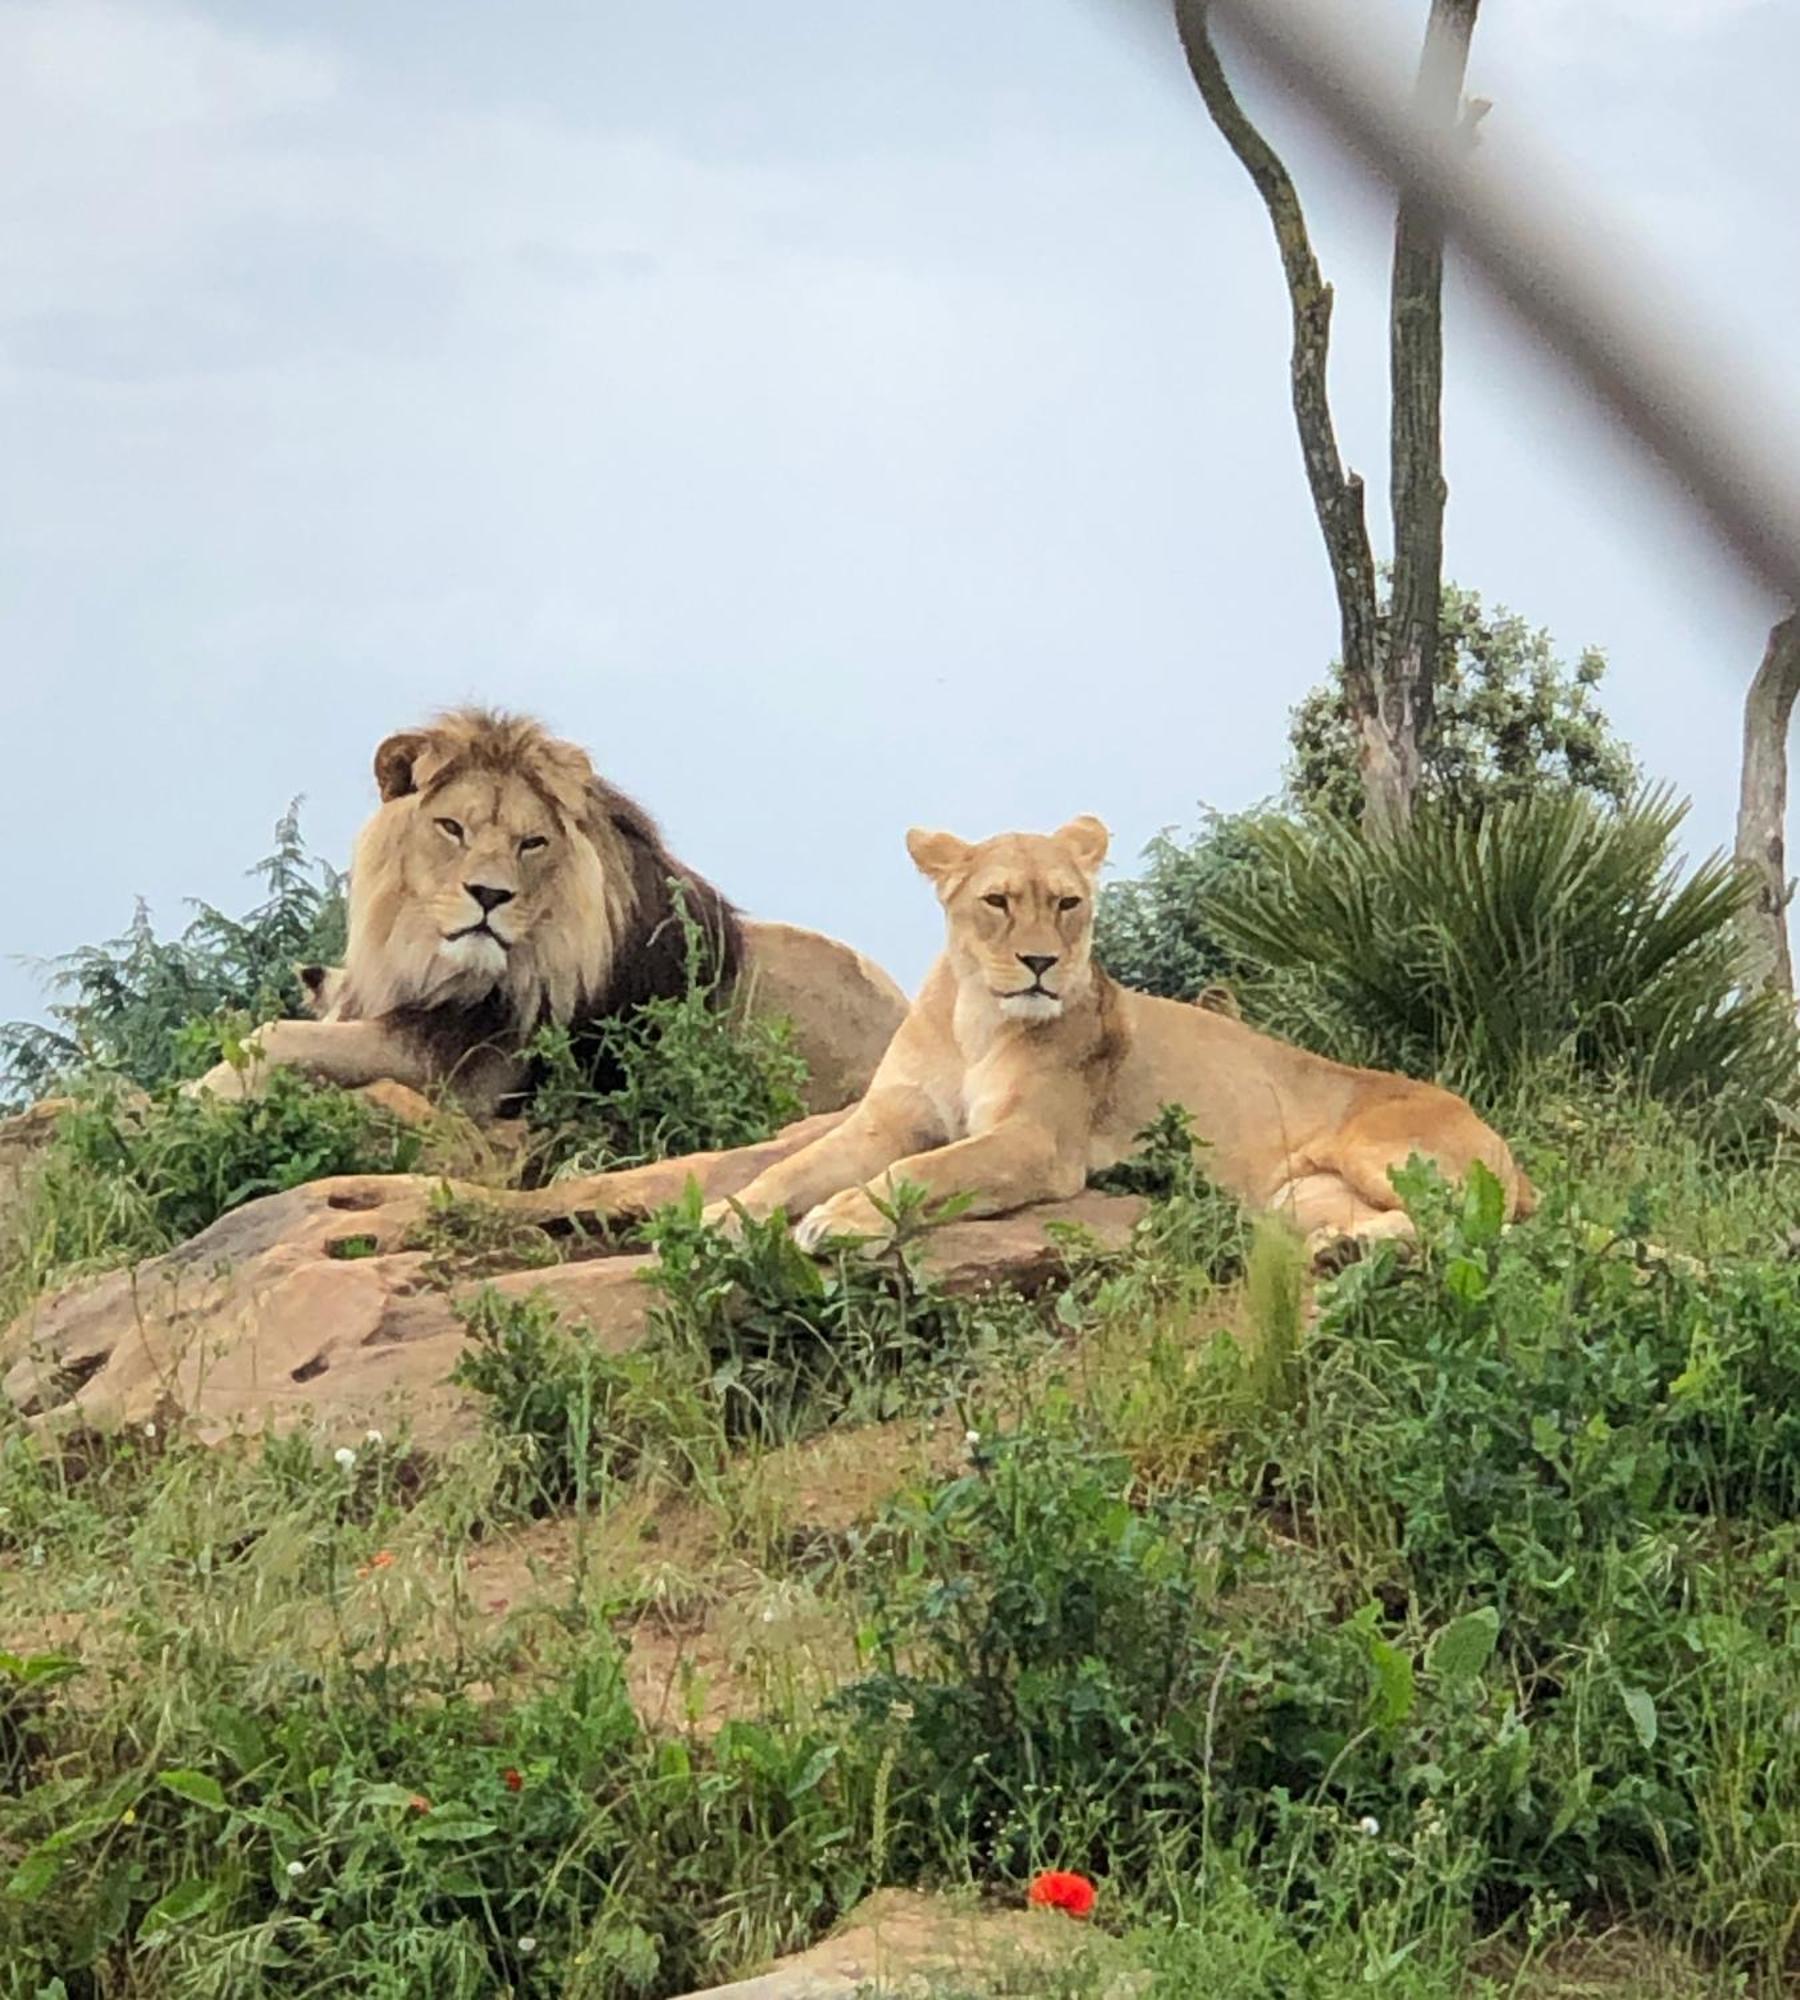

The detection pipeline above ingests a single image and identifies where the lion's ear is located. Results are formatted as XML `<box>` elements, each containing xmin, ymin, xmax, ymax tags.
<box><xmin>373</xmin><ymin>731</ymin><xmax>435</xmax><ymax>801</ymax></box>
<box><xmin>1056</xmin><ymin>815</ymin><xmax>1110</xmax><ymax>873</ymax></box>
<box><xmin>906</xmin><ymin>828</ymin><xmax>972</xmax><ymax>883</ymax></box>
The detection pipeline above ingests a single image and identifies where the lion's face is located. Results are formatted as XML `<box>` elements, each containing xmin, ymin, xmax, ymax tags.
<box><xmin>343</xmin><ymin>716</ymin><xmax>621</xmax><ymax>1028</ymax></box>
<box><xmin>906</xmin><ymin>816</ymin><xmax>1110</xmax><ymax>1022</ymax></box>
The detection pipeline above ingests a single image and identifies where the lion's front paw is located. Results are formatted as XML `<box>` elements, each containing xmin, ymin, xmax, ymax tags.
<box><xmin>794</xmin><ymin>1190</ymin><xmax>889</xmax><ymax>1254</ymax></box>
<box><xmin>185</xmin><ymin>1059</ymin><xmax>257</xmax><ymax>1104</ymax></box>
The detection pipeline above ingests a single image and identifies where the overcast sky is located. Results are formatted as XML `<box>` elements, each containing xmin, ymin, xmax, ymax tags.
<box><xmin>2</xmin><ymin>0</ymin><xmax>1795</xmax><ymax>1033</ymax></box>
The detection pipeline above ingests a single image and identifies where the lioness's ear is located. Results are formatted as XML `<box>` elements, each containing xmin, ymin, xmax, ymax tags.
<box><xmin>373</xmin><ymin>730</ymin><xmax>435</xmax><ymax>801</ymax></box>
<box><xmin>1056</xmin><ymin>814</ymin><xmax>1110</xmax><ymax>873</ymax></box>
<box><xmin>906</xmin><ymin>827</ymin><xmax>972</xmax><ymax>883</ymax></box>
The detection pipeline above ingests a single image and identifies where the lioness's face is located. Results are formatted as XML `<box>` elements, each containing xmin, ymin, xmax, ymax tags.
<box><xmin>907</xmin><ymin>816</ymin><xmax>1110</xmax><ymax>1022</ymax></box>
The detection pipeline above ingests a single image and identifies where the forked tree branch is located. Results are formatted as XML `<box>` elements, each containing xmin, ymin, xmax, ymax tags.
<box><xmin>1386</xmin><ymin>0</ymin><xmax>1481</xmax><ymax>826</ymax></box>
<box><xmin>1173</xmin><ymin>0</ymin><xmax>1380</xmax><ymax>732</ymax></box>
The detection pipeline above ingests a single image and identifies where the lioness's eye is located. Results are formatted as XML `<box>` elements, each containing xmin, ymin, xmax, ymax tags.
<box><xmin>435</xmin><ymin>817</ymin><xmax>464</xmax><ymax>842</ymax></box>
<box><xmin>1058</xmin><ymin>896</ymin><xmax>1082</xmax><ymax>912</ymax></box>
<box><xmin>981</xmin><ymin>893</ymin><xmax>1008</xmax><ymax>911</ymax></box>
<box><xmin>519</xmin><ymin>834</ymin><xmax>549</xmax><ymax>854</ymax></box>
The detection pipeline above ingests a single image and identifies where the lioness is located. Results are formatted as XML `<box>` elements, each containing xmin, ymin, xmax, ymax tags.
<box><xmin>710</xmin><ymin>816</ymin><xmax>1532</xmax><ymax>1260</ymax></box>
<box><xmin>191</xmin><ymin>710</ymin><xmax>908</xmax><ymax>1116</ymax></box>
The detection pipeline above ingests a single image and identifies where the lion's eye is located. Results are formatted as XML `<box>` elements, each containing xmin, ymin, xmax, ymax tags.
<box><xmin>519</xmin><ymin>834</ymin><xmax>549</xmax><ymax>855</ymax></box>
<box><xmin>1058</xmin><ymin>896</ymin><xmax>1083</xmax><ymax>913</ymax></box>
<box><xmin>435</xmin><ymin>817</ymin><xmax>464</xmax><ymax>843</ymax></box>
<box><xmin>981</xmin><ymin>893</ymin><xmax>1009</xmax><ymax>911</ymax></box>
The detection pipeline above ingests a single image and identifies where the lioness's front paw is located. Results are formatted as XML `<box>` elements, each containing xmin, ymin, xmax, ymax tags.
<box><xmin>794</xmin><ymin>1190</ymin><xmax>888</xmax><ymax>1254</ymax></box>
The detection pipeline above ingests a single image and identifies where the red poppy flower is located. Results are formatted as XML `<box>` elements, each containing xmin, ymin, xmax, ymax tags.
<box><xmin>503</xmin><ymin>1768</ymin><xmax>524</xmax><ymax>1793</ymax></box>
<box><xmin>1027</xmin><ymin>1870</ymin><xmax>1096</xmax><ymax>1919</ymax></box>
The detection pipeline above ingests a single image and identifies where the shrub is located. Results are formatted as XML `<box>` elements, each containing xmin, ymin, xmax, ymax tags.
<box><xmin>524</xmin><ymin>897</ymin><xmax>808</xmax><ymax>1177</ymax></box>
<box><xmin>1226</xmin><ymin>1158</ymin><xmax>1800</xmax><ymax>1961</ymax></box>
<box><xmin>1</xmin><ymin>1068</ymin><xmax>423</xmax><ymax>1321</ymax></box>
<box><xmin>1202</xmin><ymin>788</ymin><xmax>1796</xmax><ymax>1133</ymax></box>
<box><xmin>1</xmin><ymin>805</ymin><xmax>345</xmax><ymax>1108</ymax></box>
<box><xmin>454</xmin><ymin>1183</ymin><xmax>1034</xmax><ymax>1513</ymax></box>
<box><xmin>1094</xmin><ymin>808</ymin><xmax>1276</xmax><ymax>1002</ymax></box>
<box><xmin>0</xmin><ymin>1631</ymin><xmax>859</xmax><ymax>1996</ymax></box>
<box><xmin>1286</xmin><ymin>579</ymin><xmax>1639</xmax><ymax>826</ymax></box>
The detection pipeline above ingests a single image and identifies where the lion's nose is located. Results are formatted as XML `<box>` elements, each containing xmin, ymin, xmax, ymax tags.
<box><xmin>466</xmin><ymin>882</ymin><xmax>515</xmax><ymax>913</ymax></box>
<box><xmin>1018</xmin><ymin>953</ymin><xmax>1059</xmax><ymax>979</ymax></box>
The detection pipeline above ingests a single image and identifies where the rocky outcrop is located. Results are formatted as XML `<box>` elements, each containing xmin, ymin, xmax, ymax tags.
<box><xmin>665</xmin><ymin>1889</ymin><xmax>1110</xmax><ymax>2000</ymax></box>
<box><xmin>737</xmin><ymin>919</ymin><xmax>910</xmax><ymax>1114</ymax></box>
<box><xmin>2</xmin><ymin>1116</ymin><xmax>1141</xmax><ymax>1448</ymax></box>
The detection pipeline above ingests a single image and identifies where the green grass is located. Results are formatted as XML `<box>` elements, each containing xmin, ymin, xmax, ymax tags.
<box><xmin>3</xmin><ymin>1049</ymin><xmax>1798</xmax><ymax>1995</ymax></box>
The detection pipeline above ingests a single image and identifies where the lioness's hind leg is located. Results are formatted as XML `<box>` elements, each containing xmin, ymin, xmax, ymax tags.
<box><xmin>1271</xmin><ymin>1172</ymin><xmax>1417</xmax><ymax>1272</ymax></box>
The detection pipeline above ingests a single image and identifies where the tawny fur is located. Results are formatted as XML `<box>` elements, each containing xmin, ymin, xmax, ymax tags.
<box><xmin>191</xmin><ymin>710</ymin><xmax>739</xmax><ymax>1113</ymax></box>
<box><xmin>711</xmin><ymin>816</ymin><xmax>1532</xmax><ymax>1264</ymax></box>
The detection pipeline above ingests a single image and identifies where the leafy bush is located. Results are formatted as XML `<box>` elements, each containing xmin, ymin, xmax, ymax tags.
<box><xmin>1287</xmin><ymin>578</ymin><xmax>1639</xmax><ymax>825</ymax></box>
<box><xmin>839</xmin><ymin>1156</ymin><xmax>1800</xmax><ymax>1976</ymax></box>
<box><xmin>1093</xmin><ymin>808</ymin><xmax>1276</xmax><ymax>1002</ymax></box>
<box><xmin>1228</xmin><ymin>1159</ymin><xmax>1800</xmax><ymax>1961</ymax></box>
<box><xmin>1</xmin><ymin>805</ymin><xmax>346</xmax><ymax>1108</ymax></box>
<box><xmin>1202</xmin><ymin>788</ymin><xmax>1796</xmax><ymax>1132</ymax></box>
<box><xmin>450</xmin><ymin>1286</ymin><xmax>722</xmax><ymax>1513</ymax></box>
<box><xmin>524</xmin><ymin>896</ymin><xmax>808</xmax><ymax>1177</ymax></box>
<box><xmin>0</xmin><ymin>1630</ymin><xmax>859</xmax><ymax>1996</ymax></box>
<box><xmin>2</xmin><ymin>1069</ymin><xmax>423</xmax><ymax>1322</ymax></box>
<box><xmin>455</xmin><ymin>1184</ymin><xmax>1029</xmax><ymax>1513</ymax></box>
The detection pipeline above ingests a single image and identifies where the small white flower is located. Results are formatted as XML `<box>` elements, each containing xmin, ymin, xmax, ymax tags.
<box><xmin>964</xmin><ymin>1429</ymin><xmax>981</xmax><ymax>1448</ymax></box>
<box><xmin>1357</xmin><ymin>1814</ymin><xmax>1381</xmax><ymax>1837</ymax></box>
<box><xmin>761</xmin><ymin>1607</ymin><xmax>776</xmax><ymax>1624</ymax></box>
<box><xmin>286</xmin><ymin>1859</ymin><xmax>305</xmax><ymax>1879</ymax></box>
<box><xmin>364</xmin><ymin>1428</ymin><xmax>383</xmax><ymax>1446</ymax></box>
<box><xmin>333</xmin><ymin>1446</ymin><xmax>357</xmax><ymax>1470</ymax></box>
<box><xmin>143</xmin><ymin>1420</ymin><xmax>157</xmax><ymax>1439</ymax></box>
<box><xmin>518</xmin><ymin>1936</ymin><xmax>537</xmax><ymax>1956</ymax></box>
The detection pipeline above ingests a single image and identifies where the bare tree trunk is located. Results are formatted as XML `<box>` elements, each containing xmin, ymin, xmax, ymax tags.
<box><xmin>1177</xmin><ymin>0</ymin><xmax>1483</xmax><ymax>841</ymax></box>
<box><xmin>1735</xmin><ymin>611</ymin><xmax>1800</xmax><ymax>995</ymax></box>
<box><xmin>1174</xmin><ymin>1</ymin><xmax>1381</xmax><ymax>760</ymax></box>
<box><xmin>1383</xmin><ymin>0</ymin><xmax>1482</xmax><ymax>841</ymax></box>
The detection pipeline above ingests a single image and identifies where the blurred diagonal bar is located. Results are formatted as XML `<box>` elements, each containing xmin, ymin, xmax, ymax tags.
<box><xmin>1152</xmin><ymin>0</ymin><xmax>1800</xmax><ymax>606</ymax></box>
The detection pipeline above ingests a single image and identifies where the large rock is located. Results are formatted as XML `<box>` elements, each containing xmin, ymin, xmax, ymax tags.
<box><xmin>737</xmin><ymin>919</ymin><xmax>910</xmax><ymax>1114</ymax></box>
<box><xmin>666</xmin><ymin>1889</ymin><xmax>1111</xmax><ymax>1999</ymax></box>
<box><xmin>1</xmin><ymin>1117</ymin><xmax>1142</xmax><ymax>1447</ymax></box>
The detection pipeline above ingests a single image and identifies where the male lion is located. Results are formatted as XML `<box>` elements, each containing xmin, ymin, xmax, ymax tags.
<box><xmin>191</xmin><ymin>710</ymin><xmax>908</xmax><ymax>1116</ymax></box>
<box><xmin>709</xmin><ymin>815</ymin><xmax>1532</xmax><ymax>1262</ymax></box>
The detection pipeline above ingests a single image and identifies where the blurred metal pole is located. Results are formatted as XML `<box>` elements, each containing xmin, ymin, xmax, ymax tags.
<box><xmin>1137</xmin><ymin>0</ymin><xmax>1800</xmax><ymax>608</ymax></box>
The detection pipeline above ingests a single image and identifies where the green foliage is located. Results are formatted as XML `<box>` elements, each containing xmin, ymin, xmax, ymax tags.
<box><xmin>1203</xmin><ymin>788</ymin><xmax>1796</xmax><ymax>1132</ymax></box>
<box><xmin>454</xmin><ymin>1183</ymin><xmax>1033</xmax><ymax>1513</ymax></box>
<box><xmin>450</xmin><ymin>1286</ymin><xmax>721</xmax><ymax>1513</ymax></box>
<box><xmin>1287</xmin><ymin>580</ymin><xmax>1639</xmax><ymax>825</ymax></box>
<box><xmin>1224</xmin><ymin>1157</ymin><xmax>1800</xmax><ymax>1959</ymax></box>
<box><xmin>1</xmin><ymin>805</ymin><xmax>345</xmax><ymax>1108</ymax></box>
<box><xmin>838</xmin><ymin>1151</ymin><xmax>1800</xmax><ymax>1976</ymax></box>
<box><xmin>1</xmin><ymin>1069</ymin><xmax>423</xmax><ymax>1322</ymax></box>
<box><xmin>1092</xmin><ymin>808</ymin><xmax>1275</xmax><ymax>1002</ymax></box>
<box><xmin>0</xmin><ymin>1622</ymin><xmax>859</xmax><ymax>1996</ymax></box>
<box><xmin>1088</xmin><ymin>1103</ymin><xmax>1251</xmax><ymax>1284</ymax></box>
<box><xmin>840</xmin><ymin>1410</ymin><xmax>1245</xmax><ymax>1883</ymax></box>
<box><xmin>525</xmin><ymin>897</ymin><xmax>808</xmax><ymax>1178</ymax></box>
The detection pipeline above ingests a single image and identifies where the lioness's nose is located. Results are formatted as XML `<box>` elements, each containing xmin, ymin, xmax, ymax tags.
<box><xmin>466</xmin><ymin>882</ymin><xmax>515</xmax><ymax>913</ymax></box>
<box><xmin>1018</xmin><ymin>953</ymin><xmax>1059</xmax><ymax>978</ymax></box>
